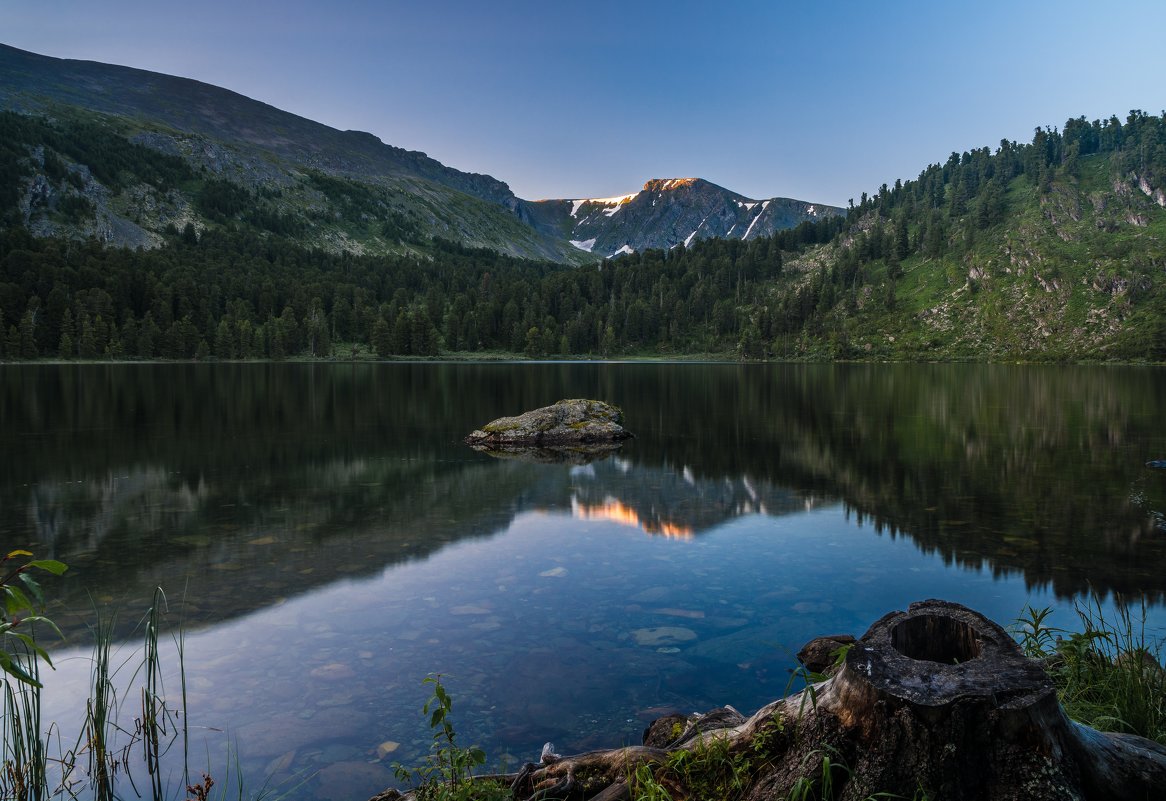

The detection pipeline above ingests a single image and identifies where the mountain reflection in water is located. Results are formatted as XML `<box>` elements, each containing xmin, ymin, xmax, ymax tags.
<box><xmin>2</xmin><ymin>362</ymin><xmax>1165</xmax><ymax>642</ymax></box>
<box><xmin>3</xmin><ymin>362</ymin><xmax>1166</xmax><ymax>801</ymax></box>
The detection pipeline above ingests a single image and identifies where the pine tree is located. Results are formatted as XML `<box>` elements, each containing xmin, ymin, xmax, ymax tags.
<box><xmin>78</xmin><ymin>311</ymin><xmax>98</xmax><ymax>359</ymax></box>
<box><xmin>18</xmin><ymin>308</ymin><xmax>38</xmax><ymax>359</ymax></box>
<box><xmin>58</xmin><ymin>308</ymin><xmax>76</xmax><ymax>358</ymax></box>
<box><xmin>213</xmin><ymin>319</ymin><xmax>231</xmax><ymax>358</ymax></box>
<box><xmin>305</xmin><ymin>298</ymin><xmax>330</xmax><ymax>357</ymax></box>
<box><xmin>120</xmin><ymin>316</ymin><xmax>139</xmax><ymax>358</ymax></box>
<box><xmin>138</xmin><ymin>313</ymin><xmax>160</xmax><ymax>359</ymax></box>
<box><xmin>371</xmin><ymin>317</ymin><xmax>391</xmax><ymax>357</ymax></box>
<box><xmin>524</xmin><ymin>326</ymin><xmax>542</xmax><ymax>357</ymax></box>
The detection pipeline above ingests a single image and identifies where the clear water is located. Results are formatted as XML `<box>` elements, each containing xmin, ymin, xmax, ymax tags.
<box><xmin>2</xmin><ymin>362</ymin><xmax>1165</xmax><ymax>801</ymax></box>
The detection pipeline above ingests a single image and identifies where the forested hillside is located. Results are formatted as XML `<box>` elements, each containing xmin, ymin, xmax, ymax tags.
<box><xmin>0</xmin><ymin>105</ymin><xmax>588</xmax><ymax>263</ymax></box>
<box><xmin>1</xmin><ymin>111</ymin><xmax>1164</xmax><ymax>361</ymax></box>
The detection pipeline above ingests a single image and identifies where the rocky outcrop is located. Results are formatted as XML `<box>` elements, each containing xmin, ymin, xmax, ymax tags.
<box><xmin>527</xmin><ymin>177</ymin><xmax>843</xmax><ymax>259</ymax></box>
<box><xmin>464</xmin><ymin>399</ymin><xmax>632</xmax><ymax>449</ymax></box>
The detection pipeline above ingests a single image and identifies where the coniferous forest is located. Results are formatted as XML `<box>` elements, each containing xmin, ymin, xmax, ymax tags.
<box><xmin>2</xmin><ymin>109</ymin><xmax>1165</xmax><ymax>362</ymax></box>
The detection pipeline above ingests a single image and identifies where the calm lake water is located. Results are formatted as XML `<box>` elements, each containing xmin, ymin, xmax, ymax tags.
<box><xmin>3</xmin><ymin>362</ymin><xmax>1166</xmax><ymax>801</ymax></box>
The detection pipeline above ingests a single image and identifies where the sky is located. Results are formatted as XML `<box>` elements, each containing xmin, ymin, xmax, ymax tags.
<box><xmin>3</xmin><ymin>0</ymin><xmax>1165</xmax><ymax>207</ymax></box>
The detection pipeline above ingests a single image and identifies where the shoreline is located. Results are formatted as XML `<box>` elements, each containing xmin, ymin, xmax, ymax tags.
<box><xmin>1</xmin><ymin>352</ymin><xmax>1163</xmax><ymax>367</ymax></box>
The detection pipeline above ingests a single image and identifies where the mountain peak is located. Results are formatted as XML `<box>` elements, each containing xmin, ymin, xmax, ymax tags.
<box><xmin>642</xmin><ymin>177</ymin><xmax>702</xmax><ymax>192</ymax></box>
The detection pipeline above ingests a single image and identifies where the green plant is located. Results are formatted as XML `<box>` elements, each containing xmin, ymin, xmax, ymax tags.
<box><xmin>784</xmin><ymin>746</ymin><xmax>849</xmax><ymax>800</ymax></box>
<box><xmin>630</xmin><ymin>761</ymin><xmax>673</xmax><ymax>801</ymax></box>
<box><xmin>1014</xmin><ymin>598</ymin><xmax>1165</xmax><ymax>744</ymax></box>
<box><xmin>1</xmin><ymin>550</ymin><xmax>67</xmax><ymax>687</ymax></box>
<box><xmin>1</xmin><ymin>551</ymin><xmax>66</xmax><ymax>801</ymax></box>
<box><xmin>2</xmin><ymin>567</ymin><xmax>208</xmax><ymax>801</ymax></box>
<box><xmin>784</xmin><ymin>643</ymin><xmax>851</xmax><ymax>723</ymax></box>
<box><xmin>393</xmin><ymin>675</ymin><xmax>502</xmax><ymax>801</ymax></box>
<box><xmin>629</xmin><ymin>718</ymin><xmax>783</xmax><ymax>801</ymax></box>
<box><xmin>2</xmin><ymin>651</ymin><xmax>48</xmax><ymax>801</ymax></box>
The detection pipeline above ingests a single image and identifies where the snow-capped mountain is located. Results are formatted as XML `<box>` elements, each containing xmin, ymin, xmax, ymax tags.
<box><xmin>525</xmin><ymin>177</ymin><xmax>842</xmax><ymax>259</ymax></box>
<box><xmin>1</xmin><ymin>43</ymin><xmax>840</xmax><ymax>263</ymax></box>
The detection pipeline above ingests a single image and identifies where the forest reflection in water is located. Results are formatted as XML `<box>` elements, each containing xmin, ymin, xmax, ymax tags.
<box><xmin>1</xmin><ymin>361</ymin><xmax>1165</xmax><ymax>799</ymax></box>
<box><xmin>3</xmin><ymin>361</ymin><xmax>1164</xmax><ymax>634</ymax></box>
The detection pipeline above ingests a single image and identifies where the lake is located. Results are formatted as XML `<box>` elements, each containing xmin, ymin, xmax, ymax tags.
<box><xmin>2</xmin><ymin>362</ymin><xmax>1165</xmax><ymax>801</ymax></box>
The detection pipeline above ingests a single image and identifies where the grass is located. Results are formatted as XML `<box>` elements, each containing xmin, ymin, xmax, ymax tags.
<box><xmin>2</xmin><ymin>650</ymin><xmax>48</xmax><ymax>801</ymax></box>
<box><xmin>0</xmin><ymin>567</ymin><xmax>236</xmax><ymax>801</ymax></box>
<box><xmin>1015</xmin><ymin>597</ymin><xmax>1166</xmax><ymax>744</ymax></box>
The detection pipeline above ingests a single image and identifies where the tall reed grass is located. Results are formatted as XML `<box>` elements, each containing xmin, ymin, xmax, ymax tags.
<box><xmin>2</xmin><ymin>581</ymin><xmax>192</xmax><ymax>801</ymax></box>
<box><xmin>1016</xmin><ymin>596</ymin><xmax>1166</xmax><ymax>744</ymax></box>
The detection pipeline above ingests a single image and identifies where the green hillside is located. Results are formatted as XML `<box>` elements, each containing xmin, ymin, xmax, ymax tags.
<box><xmin>771</xmin><ymin>112</ymin><xmax>1166</xmax><ymax>361</ymax></box>
<box><xmin>1</xmin><ymin>110</ymin><xmax>1163</xmax><ymax>362</ymax></box>
<box><xmin>0</xmin><ymin>104</ymin><xmax>589</xmax><ymax>264</ymax></box>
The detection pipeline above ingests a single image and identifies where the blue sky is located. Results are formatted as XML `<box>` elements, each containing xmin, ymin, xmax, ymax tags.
<box><xmin>3</xmin><ymin>1</ymin><xmax>1164</xmax><ymax>206</ymax></box>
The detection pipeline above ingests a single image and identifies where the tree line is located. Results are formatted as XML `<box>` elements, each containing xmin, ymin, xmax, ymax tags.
<box><xmin>2</xmin><ymin>110</ymin><xmax>1165</xmax><ymax>361</ymax></box>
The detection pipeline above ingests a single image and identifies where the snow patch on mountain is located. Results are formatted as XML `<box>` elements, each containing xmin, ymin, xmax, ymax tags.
<box><xmin>742</xmin><ymin>202</ymin><xmax>770</xmax><ymax>240</ymax></box>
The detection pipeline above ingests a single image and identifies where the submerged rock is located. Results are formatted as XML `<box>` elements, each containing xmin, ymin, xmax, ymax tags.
<box><xmin>631</xmin><ymin>626</ymin><xmax>697</xmax><ymax>647</ymax></box>
<box><xmin>464</xmin><ymin>399</ymin><xmax>633</xmax><ymax>450</ymax></box>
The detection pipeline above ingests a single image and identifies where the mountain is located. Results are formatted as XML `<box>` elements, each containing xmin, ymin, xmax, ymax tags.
<box><xmin>0</xmin><ymin>44</ymin><xmax>835</xmax><ymax>263</ymax></box>
<box><xmin>2</xmin><ymin>43</ymin><xmax>1163</xmax><ymax>363</ymax></box>
<box><xmin>0</xmin><ymin>43</ymin><xmax>588</xmax><ymax>262</ymax></box>
<box><xmin>526</xmin><ymin>178</ymin><xmax>841</xmax><ymax>258</ymax></box>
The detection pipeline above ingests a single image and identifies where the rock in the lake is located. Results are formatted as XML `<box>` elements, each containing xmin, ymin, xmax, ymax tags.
<box><xmin>631</xmin><ymin>626</ymin><xmax>697</xmax><ymax>647</ymax></box>
<box><xmin>795</xmin><ymin>633</ymin><xmax>857</xmax><ymax>675</ymax></box>
<box><xmin>464</xmin><ymin>399</ymin><xmax>633</xmax><ymax>449</ymax></box>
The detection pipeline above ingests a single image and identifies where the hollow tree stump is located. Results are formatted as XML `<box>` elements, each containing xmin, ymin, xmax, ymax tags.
<box><xmin>756</xmin><ymin>599</ymin><xmax>1090</xmax><ymax>800</ymax></box>
<box><xmin>755</xmin><ymin>599</ymin><xmax>1166</xmax><ymax>800</ymax></box>
<box><xmin>377</xmin><ymin>600</ymin><xmax>1166</xmax><ymax>801</ymax></box>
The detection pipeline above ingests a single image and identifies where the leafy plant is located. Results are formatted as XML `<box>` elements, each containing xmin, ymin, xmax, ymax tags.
<box><xmin>393</xmin><ymin>675</ymin><xmax>502</xmax><ymax>801</ymax></box>
<box><xmin>1</xmin><ymin>550</ymin><xmax>67</xmax><ymax>687</ymax></box>
<box><xmin>1</xmin><ymin>551</ymin><xmax>66</xmax><ymax>801</ymax></box>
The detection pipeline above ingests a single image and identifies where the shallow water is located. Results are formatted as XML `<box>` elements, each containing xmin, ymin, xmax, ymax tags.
<box><xmin>3</xmin><ymin>362</ymin><xmax>1165</xmax><ymax>800</ymax></box>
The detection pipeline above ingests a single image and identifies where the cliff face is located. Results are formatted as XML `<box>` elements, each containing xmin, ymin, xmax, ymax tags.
<box><xmin>528</xmin><ymin>177</ymin><xmax>842</xmax><ymax>259</ymax></box>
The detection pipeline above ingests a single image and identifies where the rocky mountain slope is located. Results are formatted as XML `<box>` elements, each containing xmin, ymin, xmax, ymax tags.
<box><xmin>0</xmin><ymin>44</ymin><xmax>835</xmax><ymax>263</ymax></box>
<box><xmin>527</xmin><ymin>177</ymin><xmax>840</xmax><ymax>258</ymax></box>
<box><xmin>0</xmin><ymin>44</ymin><xmax>589</xmax><ymax>262</ymax></box>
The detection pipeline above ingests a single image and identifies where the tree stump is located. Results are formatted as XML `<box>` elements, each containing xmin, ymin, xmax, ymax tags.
<box><xmin>747</xmin><ymin>599</ymin><xmax>1095</xmax><ymax>800</ymax></box>
<box><xmin>379</xmin><ymin>600</ymin><xmax>1166</xmax><ymax>801</ymax></box>
<box><xmin>755</xmin><ymin>598</ymin><xmax>1166</xmax><ymax>800</ymax></box>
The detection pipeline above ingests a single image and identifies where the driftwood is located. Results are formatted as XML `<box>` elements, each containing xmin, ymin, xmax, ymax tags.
<box><xmin>377</xmin><ymin>600</ymin><xmax>1166</xmax><ymax>801</ymax></box>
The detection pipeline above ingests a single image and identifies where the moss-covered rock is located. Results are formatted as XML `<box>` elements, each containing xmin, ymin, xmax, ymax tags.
<box><xmin>464</xmin><ymin>399</ymin><xmax>632</xmax><ymax>448</ymax></box>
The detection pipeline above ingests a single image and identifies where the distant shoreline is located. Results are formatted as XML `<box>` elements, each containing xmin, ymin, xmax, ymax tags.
<box><xmin>1</xmin><ymin>353</ymin><xmax>1162</xmax><ymax>366</ymax></box>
